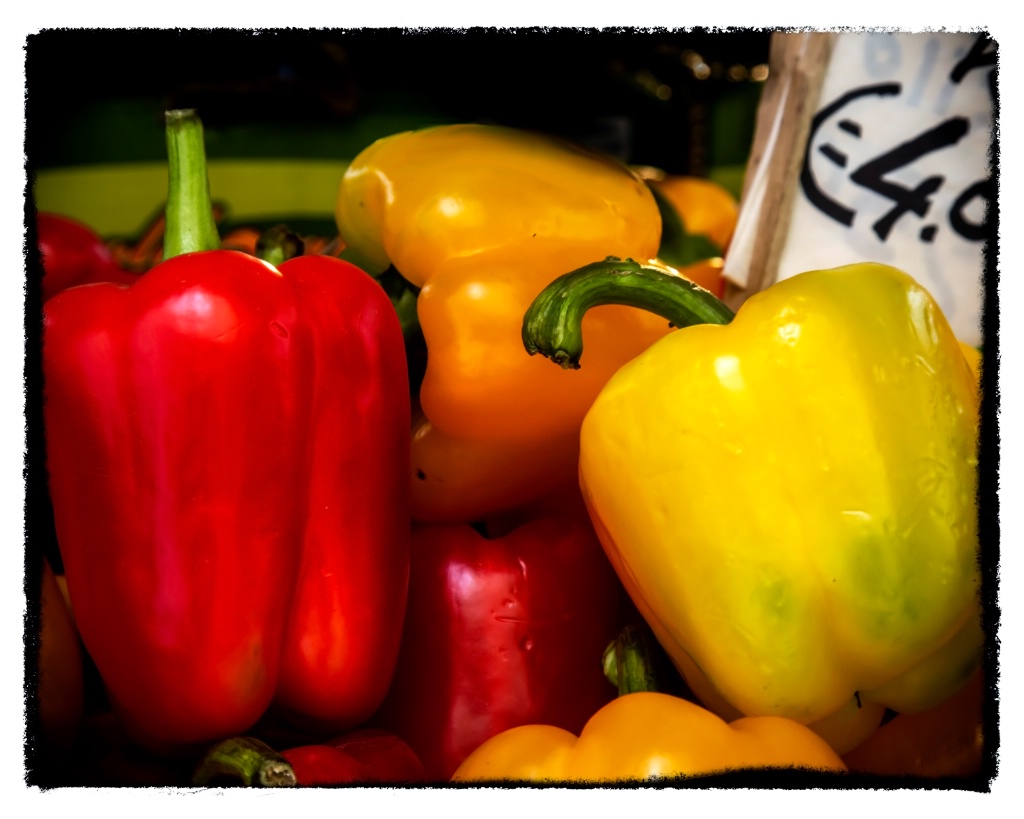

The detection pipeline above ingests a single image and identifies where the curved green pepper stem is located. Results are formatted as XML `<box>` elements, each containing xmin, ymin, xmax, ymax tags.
<box><xmin>602</xmin><ymin>624</ymin><xmax>661</xmax><ymax>696</ymax></box>
<box><xmin>522</xmin><ymin>256</ymin><xmax>735</xmax><ymax>370</ymax></box>
<box><xmin>163</xmin><ymin>109</ymin><xmax>221</xmax><ymax>260</ymax></box>
<box><xmin>192</xmin><ymin>736</ymin><xmax>297</xmax><ymax>787</ymax></box>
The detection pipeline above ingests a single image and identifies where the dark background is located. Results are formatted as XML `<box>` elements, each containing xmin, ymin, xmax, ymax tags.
<box><xmin>25</xmin><ymin>28</ymin><xmax>771</xmax><ymax>178</ymax></box>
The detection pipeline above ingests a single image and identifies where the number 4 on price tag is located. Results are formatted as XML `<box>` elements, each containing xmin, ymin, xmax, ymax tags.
<box><xmin>725</xmin><ymin>31</ymin><xmax>996</xmax><ymax>348</ymax></box>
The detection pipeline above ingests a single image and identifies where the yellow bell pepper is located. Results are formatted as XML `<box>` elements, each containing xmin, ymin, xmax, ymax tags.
<box><xmin>335</xmin><ymin>124</ymin><xmax>672</xmax><ymax>522</ymax></box>
<box><xmin>522</xmin><ymin>258</ymin><xmax>983</xmax><ymax>754</ymax></box>
<box><xmin>451</xmin><ymin>691</ymin><xmax>846</xmax><ymax>783</ymax></box>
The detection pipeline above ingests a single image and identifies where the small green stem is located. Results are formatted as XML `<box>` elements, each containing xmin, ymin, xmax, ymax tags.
<box><xmin>163</xmin><ymin>109</ymin><xmax>221</xmax><ymax>260</ymax></box>
<box><xmin>256</xmin><ymin>224</ymin><xmax>305</xmax><ymax>267</ymax></box>
<box><xmin>376</xmin><ymin>266</ymin><xmax>422</xmax><ymax>340</ymax></box>
<box><xmin>602</xmin><ymin>625</ymin><xmax>661</xmax><ymax>696</ymax></box>
<box><xmin>522</xmin><ymin>257</ymin><xmax>735</xmax><ymax>370</ymax></box>
<box><xmin>192</xmin><ymin>737</ymin><xmax>297</xmax><ymax>787</ymax></box>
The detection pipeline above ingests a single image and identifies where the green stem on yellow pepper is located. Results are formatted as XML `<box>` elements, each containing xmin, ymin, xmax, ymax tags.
<box><xmin>163</xmin><ymin>109</ymin><xmax>221</xmax><ymax>260</ymax></box>
<box><xmin>521</xmin><ymin>256</ymin><xmax>735</xmax><ymax>370</ymax></box>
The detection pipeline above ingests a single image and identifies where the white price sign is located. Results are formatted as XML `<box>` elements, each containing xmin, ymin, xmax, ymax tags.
<box><xmin>729</xmin><ymin>32</ymin><xmax>995</xmax><ymax>347</ymax></box>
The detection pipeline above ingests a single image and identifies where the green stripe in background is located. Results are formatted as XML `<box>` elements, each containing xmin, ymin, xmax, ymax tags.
<box><xmin>32</xmin><ymin>159</ymin><xmax>351</xmax><ymax>239</ymax></box>
<box><xmin>27</xmin><ymin>92</ymin><xmax>455</xmax><ymax>240</ymax></box>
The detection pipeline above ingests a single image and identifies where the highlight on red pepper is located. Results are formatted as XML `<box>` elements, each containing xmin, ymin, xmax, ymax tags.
<box><xmin>35</xmin><ymin>212</ymin><xmax>139</xmax><ymax>301</ymax></box>
<box><xmin>370</xmin><ymin>502</ymin><xmax>625</xmax><ymax>781</ymax></box>
<box><xmin>42</xmin><ymin>109</ymin><xmax>411</xmax><ymax>754</ymax></box>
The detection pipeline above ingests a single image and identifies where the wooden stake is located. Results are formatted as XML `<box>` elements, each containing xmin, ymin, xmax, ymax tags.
<box><xmin>723</xmin><ymin>32</ymin><xmax>837</xmax><ymax>310</ymax></box>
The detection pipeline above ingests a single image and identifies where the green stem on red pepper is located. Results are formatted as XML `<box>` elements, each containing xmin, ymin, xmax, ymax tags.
<box><xmin>521</xmin><ymin>256</ymin><xmax>736</xmax><ymax>370</ymax></box>
<box><xmin>163</xmin><ymin>109</ymin><xmax>221</xmax><ymax>260</ymax></box>
<box><xmin>602</xmin><ymin>624</ymin><xmax>663</xmax><ymax>696</ymax></box>
<box><xmin>192</xmin><ymin>737</ymin><xmax>297</xmax><ymax>787</ymax></box>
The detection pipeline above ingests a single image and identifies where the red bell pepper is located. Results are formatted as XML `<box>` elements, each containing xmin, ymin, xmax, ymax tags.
<box><xmin>36</xmin><ymin>212</ymin><xmax>139</xmax><ymax>301</ymax></box>
<box><xmin>282</xmin><ymin>728</ymin><xmax>427</xmax><ymax>785</ymax></box>
<box><xmin>370</xmin><ymin>502</ymin><xmax>625</xmax><ymax>781</ymax></box>
<box><xmin>280</xmin><ymin>746</ymin><xmax>366</xmax><ymax>786</ymax></box>
<box><xmin>192</xmin><ymin>729</ymin><xmax>425</xmax><ymax>787</ymax></box>
<box><xmin>42</xmin><ymin>109</ymin><xmax>411</xmax><ymax>753</ymax></box>
<box><xmin>841</xmin><ymin>667</ymin><xmax>985</xmax><ymax>778</ymax></box>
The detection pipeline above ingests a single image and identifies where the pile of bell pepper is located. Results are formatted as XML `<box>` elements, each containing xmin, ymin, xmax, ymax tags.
<box><xmin>30</xmin><ymin>109</ymin><xmax>987</xmax><ymax>788</ymax></box>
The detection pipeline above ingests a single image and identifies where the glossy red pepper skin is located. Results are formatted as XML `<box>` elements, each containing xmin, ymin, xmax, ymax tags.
<box><xmin>370</xmin><ymin>507</ymin><xmax>624</xmax><ymax>781</ymax></box>
<box><xmin>283</xmin><ymin>728</ymin><xmax>427</xmax><ymax>785</ymax></box>
<box><xmin>36</xmin><ymin>212</ymin><xmax>138</xmax><ymax>301</ymax></box>
<box><xmin>281</xmin><ymin>745</ymin><xmax>367</xmax><ymax>786</ymax></box>
<box><xmin>42</xmin><ymin>249</ymin><xmax>410</xmax><ymax>754</ymax></box>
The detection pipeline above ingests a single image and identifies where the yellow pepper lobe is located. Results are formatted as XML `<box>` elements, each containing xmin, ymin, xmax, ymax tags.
<box><xmin>336</xmin><ymin>123</ymin><xmax>661</xmax><ymax>288</ymax></box>
<box><xmin>579</xmin><ymin>263</ymin><xmax>981</xmax><ymax>729</ymax></box>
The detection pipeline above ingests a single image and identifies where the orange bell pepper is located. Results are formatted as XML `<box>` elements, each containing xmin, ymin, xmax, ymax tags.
<box><xmin>652</xmin><ymin>174</ymin><xmax>739</xmax><ymax>251</ymax></box>
<box><xmin>643</xmin><ymin>173</ymin><xmax>739</xmax><ymax>298</ymax></box>
<box><xmin>451</xmin><ymin>691</ymin><xmax>846</xmax><ymax>783</ymax></box>
<box><xmin>334</xmin><ymin>124</ymin><xmax>670</xmax><ymax>523</ymax></box>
